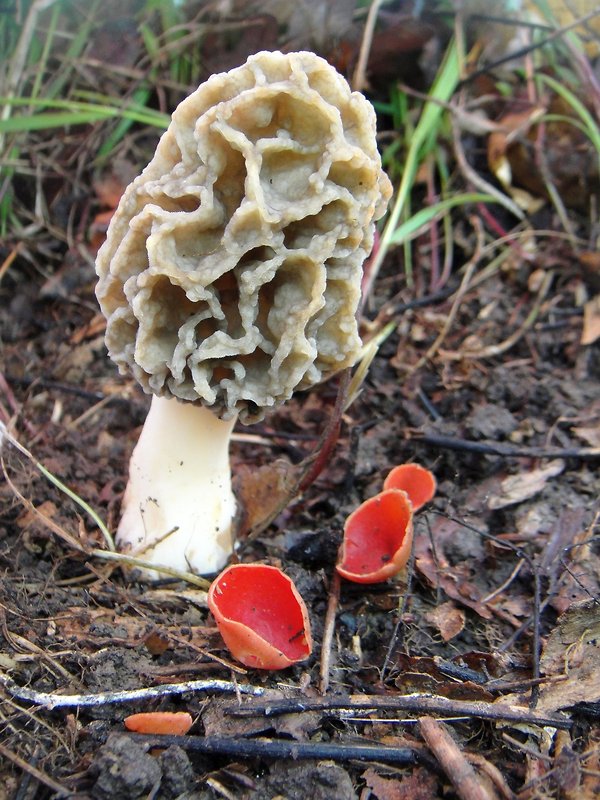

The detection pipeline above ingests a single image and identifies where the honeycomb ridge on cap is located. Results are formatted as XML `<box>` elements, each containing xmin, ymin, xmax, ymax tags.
<box><xmin>96</xmin><ymin>50</ymin><xmax>392</xmax><ymax>422</ymax></box>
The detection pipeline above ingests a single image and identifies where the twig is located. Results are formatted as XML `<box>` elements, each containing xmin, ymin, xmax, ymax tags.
<box><xmin>419</xmin><ymin>716</ymin><xmax>495</xmax><ymax>800</ymax></box>
<box><xmin>460</xmin><ymin>7</ymin><xmax>600</xmax><ymax>87</ymax></box>
<box><xmin>451</xmin><ymin>107</ymin><xmax>525</xmax><ymax>220</ymax></box>
<box><xmin>408</xmin><ymin>218</ymin><xmax>482</xmax><ymax>376</ymax></box>
<box><xmin>444</xmin><ymin>270</ymin><xmax>555</xmax><ymax>361</ymax></box>
<box><xmin>351</xmin><ymin>0</ymin><xmax>387</xmax><ymax>91</ymax></box>
<box><xmin>530</xmin><ymin>568</ymin><xmax>542</xmax><ymax>708</ymax></box>
<box><xmin>481</xmin><ymin>558</ymin><xmax>525</xmax><ymax>604</ymax></box>
<box><xmin>0</xmin><ymin>245</ymin><xmax>21</xmax><ymax>285</ymax></box>
<box><xmin>126</xmin><ymin>732</ymin><xmax>427</xmax><ymax>768</ymax></box>
<box><xmin>467</xmin><ymin>753</ymin><xmax>516</xmax><ymax>800</ymax></box>
<box><xmin>0</xmin><ymin>421</ymin><xmax>115</xmax><ymax>551</ymax></box>
<box><xmin>381</xmin><ymin>521</ymin><xmax>419</xmax><ymax>679</ymax></box>
<box><xmin>319</xmin><ymin>570</ymin><xmax>341</xmax><ymax>694</ymax></box>
<box><xmin>0</xmin><ymin>742</ymin><xmax>72</xmax><ymax>798</ymax></box>
<box><xmin>1</xmin><ymin>453</ymin><xmax>212</xmax><ymax>589</ymax></box>
<box><xmin>0</xmin><ymin>672</ymin><xmax>264</xmax><ymax>710</ymax></box>
<box><xmin>410</xmin><ymin>432</ymin><xmax>600</xmax><ymax>461</ymax></box>
<box><xmin>224</xmin><ymin>693</ymin><xmax>572</xmax><ymax>730</ymax></box>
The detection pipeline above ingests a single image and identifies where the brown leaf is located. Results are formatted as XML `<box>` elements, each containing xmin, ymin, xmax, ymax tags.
<box><xmin>17</xmin><ymin>501</ymin><xmax>57</xmax><ymax>529</ymax></box>
<box><xmin>144</xmin><ymin>631</ymin><xmax>170</xmax><ymax>656</ymax></box>
<box><xmin>487</xmin><ymin>459</ymin><xmax>564</xmax><ymax>509</ymax></box>
<box><xmin>93</xmin><ymin>173</ymin><xmax>127</xmax><ymax>209</ymax></box>
<box><xmin>415</xmin><ymin>517</ymin><xmax>492</xmax><ymax>620</ymax></box>
<box><xmin>424</xmin><ymin>601</ymin><xmax>465</xmax><ymax>642</ymax></box>
<box><xmin>234</xmin><ymin>458</ymin><xmax>300</xmax><ymax>536</ymax></box>
<box><xmin>572</xmin><ymin>424</ymin><xmax>600</xmax><ymax>447</ymax></box>
<box><xmin>537</xmin><ymin>600</ymin><xmax>600</xmax><ymax>713</ymax></box>
<box><xmin>362</xmin><ymin>767</ymin><xmax>437</xmax><ymax>800</ymax></box>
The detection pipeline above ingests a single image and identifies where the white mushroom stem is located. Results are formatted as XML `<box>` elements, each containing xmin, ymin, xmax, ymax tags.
<box><xmin>116</xmin><ymin>395</ymin><xmax>237</xmax><ymax>579</ymax></box>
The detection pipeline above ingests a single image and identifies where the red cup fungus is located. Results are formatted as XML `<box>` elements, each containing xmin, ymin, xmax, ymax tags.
<box><xmin>207</xmin><ymin>564</ymin><xmax>312</xmax><ymax>670</ymax></box>
<box><xmin>336</xmin><ymin>489</ymin><xmax>414</xmax><ymax>584</ymax></box>
<box><xmin>383</xmin><ymin>463</ymin><xmax>436</xmax><ymax>511</ymax></box>
<box><xmin>124</xmin><ymin>711</ymin><xmax>193</xmax><ymax>735</ymax></box>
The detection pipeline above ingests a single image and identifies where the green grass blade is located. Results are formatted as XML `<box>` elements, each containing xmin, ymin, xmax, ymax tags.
<box><xmin>0</xmin><ymin>95</ymin><xmax>170</xmax><ymax>133</ymax></box>
<box><xmin>97</xmin><ymin>86</ymin><xmax>153</xmax><ymax>157</ymax></box>
<box><xmin>368</xmin><ymin>38</ymin><xmax>461</xmax><ymax>288</ymax></box>
<box><xmin>537</xmin><ymin>73</ymin><xmax>600</xmax><ymax>164</ymax></box>
<box><xmin>388</xmin><ymin>193</ymin><xmax>496</xmax><ymax>245</ymax></box>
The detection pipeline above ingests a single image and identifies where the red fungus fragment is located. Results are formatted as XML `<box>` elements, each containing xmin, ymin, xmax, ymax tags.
<box><xmin>336</xmin><ymin>489</ymin><xmax>414</xmax><ymax>584</ymax></box>
<box><xmin>383</xmin><ymin>463</ymin><xmax>436</xmax><ymax>511</ymax></box>
<box><xmin>124</xmin><ymin>711</ymin><xmax>193</xmax><ymax>735</ymax></box>
<box><xmin>207</xmin><ymin>564</ymin><xmax>312</xmax><ymax>670</ymax></box>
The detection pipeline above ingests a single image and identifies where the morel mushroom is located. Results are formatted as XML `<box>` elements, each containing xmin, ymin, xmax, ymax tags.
<box><xmin>95</xmin><ymin>50</ymin><xmax>392</xmax><ymax>578</ymax></box>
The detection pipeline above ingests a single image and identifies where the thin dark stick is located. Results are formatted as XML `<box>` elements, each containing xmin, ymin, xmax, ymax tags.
<box><xmin>412</xmin><ymin>432</ymin><xmax>600</xmax><ymax>461</ymax></box>
<box><xmin>381</xmin><ymin>521</ymin><xmax>418</xmax><ymax>679</ymax></box>
<box><xmin>434</xmin><ymin>512</ymin><xmax>544</xmax><ymax>704</ymax></box>
<box><xmin>224</xmin><ymin>693</ymin><xmax>571</xmax><ymax>730</ymax></box>
<box><xmin>458</xmin><ymin>8</ymin><xmax>600</xmax><ymax>85</ymax></box>
<box><xmin>126</xmin><ymin>733</ymin><xmax>427</xmax><ymax>767</ymax></box>
<box><xmin>530</xmin><ymin>569</ymin><xmax>542</xmax><ymax>708</ymax></box>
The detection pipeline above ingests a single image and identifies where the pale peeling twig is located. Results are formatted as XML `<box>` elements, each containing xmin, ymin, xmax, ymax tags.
<box><xmin>0</xmin><ymin>672</ymin><xmax>265</xmax><ymax>711</ymax></box>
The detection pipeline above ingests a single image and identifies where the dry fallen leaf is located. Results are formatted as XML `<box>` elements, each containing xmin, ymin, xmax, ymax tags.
<box><xmin>537</xmin><ymin>599</ymin><xmax>600</xmax><ymax>713</ymax></box>
<box><xmin>234</xmin><ymin>458</ymin><xmax>299</xmax><ymax>537</ymax></box>
<box><xmin>415</xmin><ymin>516</ymin><xmax>492</xmax><ymax>620</ymax></box>
<box><xmin>425</xmin><ymin>601</ymin><xmax>466</xmax><ymax>642</ymax></box>
<box><xmin>363</xmin><ymin>766</ymin><xmax>437</xmax><ymax>800</ymax></box>
<box><xmin>487</xmin><ymin>459</ymin><xmax>565</xmax><ymax>509</ymax></box>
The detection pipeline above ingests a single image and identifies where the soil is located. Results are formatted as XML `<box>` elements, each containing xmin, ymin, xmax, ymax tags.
<box><xmin>1</xmin><ymin>4</ymin><xmax>600</xmax><ymax>799</ymax></box>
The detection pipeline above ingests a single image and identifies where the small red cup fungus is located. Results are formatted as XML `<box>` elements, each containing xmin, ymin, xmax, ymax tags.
<box><xmin>383</xmin><ymin>463</ymin><xmax>436</xmax><ymax>511</ymax></box>
<box><xmin>207</xmin><ymin>564</ymin><xmax>312</xmax><ymax>670</ymax></box>
<box><xmin>336</xmin><ymin>489</ymin><xmax>414</xmax><ymax>584</ymax></box>
<box><xmin>124</xmin><ymin>711</ymin><xmax>193</xmax><ymax>735</ymax></box>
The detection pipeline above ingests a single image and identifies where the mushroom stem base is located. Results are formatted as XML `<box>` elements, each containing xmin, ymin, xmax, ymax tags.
<box><xmin>116</xmin><ymin>395</ymin><xmax>237</xmax><ymax>579</ymax></box>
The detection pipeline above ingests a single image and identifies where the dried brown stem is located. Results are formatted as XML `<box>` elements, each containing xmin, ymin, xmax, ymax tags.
<box><xmin>0</xmin><ymin>743</ymin><xmax>71</xmax><ymax>798</ymax></box>
<box><xmin>319</xmin><ymin>569</ymin><xmax>341</xmax><ymax>694</ymax></box>
<box><xmin>419</xmin><ymin>716</ymin><xmax>497</xmax><ymax>800</ymax></box>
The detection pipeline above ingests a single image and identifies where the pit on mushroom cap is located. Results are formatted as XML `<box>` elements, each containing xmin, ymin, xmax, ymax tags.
<box><xmin>96</xmin><ymin>50</ymin><xmax>392</xmax><ymax>578</ymax></box>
